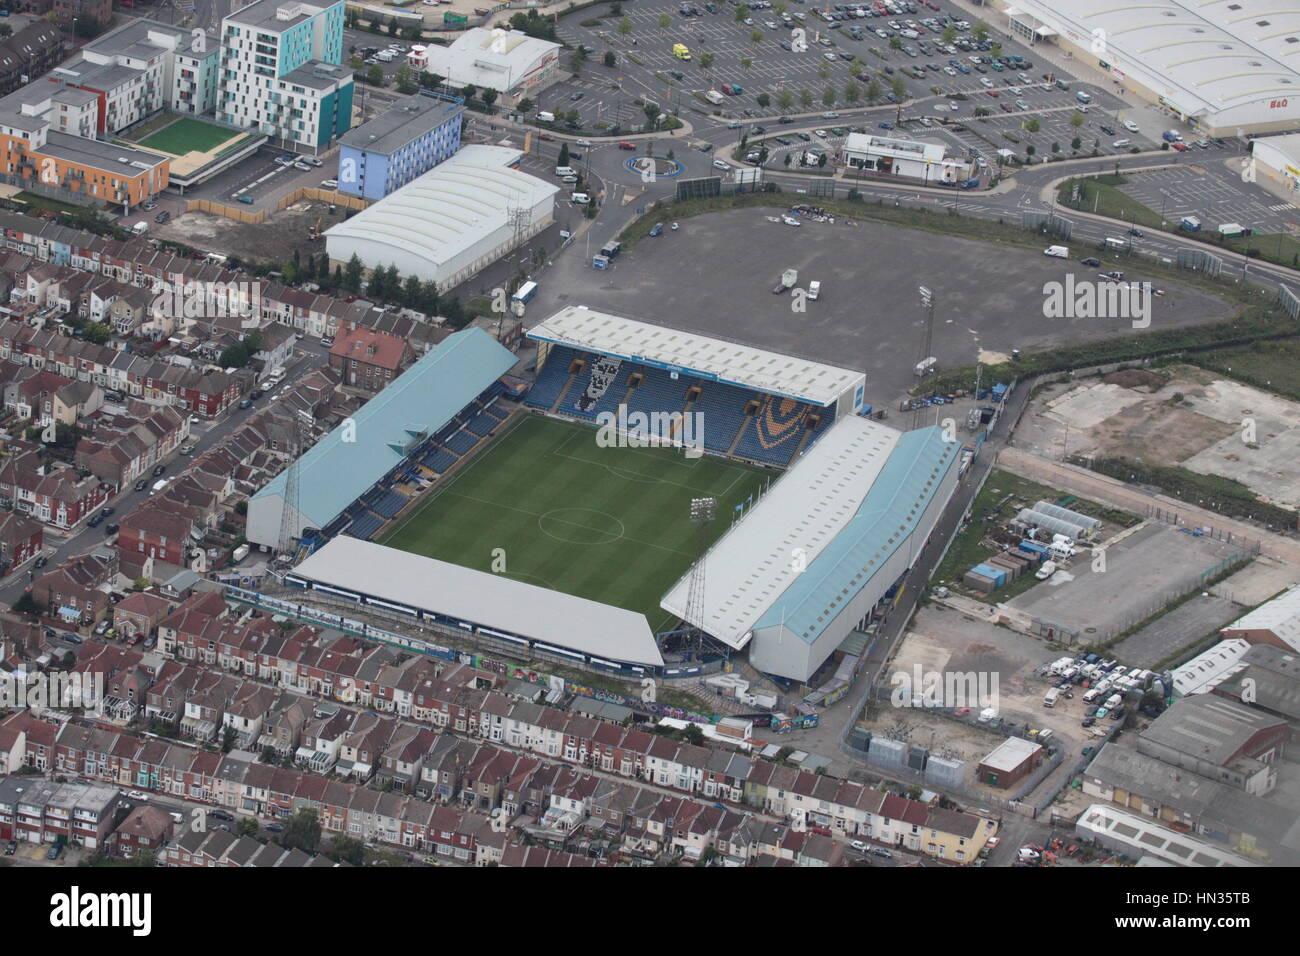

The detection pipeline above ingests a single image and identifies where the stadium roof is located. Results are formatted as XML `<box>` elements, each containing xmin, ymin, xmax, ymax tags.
<box><xmin>660</xmin><ymin>416</ymin><xmax>957</xmax><ymax>648</ymax></box>
<box><xmin>251</xmin><ymin>327</ymin><xmax>514</xmax><ymax>529</ymax></box>
<box><xmin>322</xmin><ymin>145</ymin><xmax>555</xmax><ymax>270</ymax></box>
<box><xmin>1009</xmin><ymin>0</ymin><xmax>1300</xmax><ymax>121</ymax></box>
<box><xmin>1223</xmin><ymin>584</ymin><xmax>1300</xmax><ymax>650</ymax></box>
<box><xmin>528</xmin><ymin>307</ymin><xmax>864</xmax><ymax>407</ymax></box>
<box><xmin>291</xmin><ymin>536</ymin><xmax>665</xmax><ymax>668</ymax></box>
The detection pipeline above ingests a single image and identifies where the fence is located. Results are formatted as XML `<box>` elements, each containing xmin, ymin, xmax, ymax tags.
<box><xmin>277</xmin><ymin>187</ymin><xmax>371</xmax><ymax>212</ymax></box>
<box><xmin>1176</xmin><ymin>246</ymin><xmax>1223</xmax><ymax>277</ymax></box>
<box><xmin>1022</xmin><ymin>209</ymin><xmax>1072</xmax><ymax>241</ymax></box>
<box><xmin>1279</xmin><ymin>283</ymin><xmax>1300</xmax><ymax>321</ymax></box>
<box><xmin>185</xmin><ymin>198</ymin><xmax>265</xmax><ymax>224</ymax></box>
<box><xmin>0</xmin><ymin>174</ymin><xmax>99</xmax><ymax>208</ymax></box>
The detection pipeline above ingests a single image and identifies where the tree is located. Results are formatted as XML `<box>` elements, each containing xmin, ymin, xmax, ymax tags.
<box><xmin>740</xmin><ymin>57</ymin><xmax>753</xmax><ymax>73</ymax></box>
<box><xmin>659</xmin><ymin>13</ymin><xmax>671</xmax><ymax>32</ymax></box>
<box><xmin>643</xmin><ymin>102</ymin><xmax>661</xmax><ymax>129</ymax></box>
<box><xmin>750</xmin><ymin>29</ymin><xmax>763</xmax><ymax>44</ymax></box>
<box><xmin>699</xmin><ymin>52</ymin><xmax>714</xmax><ymax>71</ymax></box>
<box><xmin>681</xmin><ymin>723</ymin><xmax>705</xmax><ymax>746</ymax></box>
<box><xmin>366</xmin><ymin>64</ymin><xmax>385</xmax><ymax>87</ymax></box>
<box><xmin>619</xmin><ymin>16</ymin><xmax>632</xmax><ymax>37</ymax></box>
<box><xmin>237</xmin><ymin>817</ymin><xmax>259</xmax><ymax>837</ymax></box>
<box><xmin>822</xmin><ymin>84</ymin><xmax>836</xmax><ymax>107</ymax></box>
<box><xmin>1026</xmin><ymin>144</ymin><xmax>1036</xmax><ymax>160</ymax></box>
<box><xmin>604</xmin><ymin>50</ymin><xmax>616</xmax><ymax>67</ymax></box>
<box><xmin>777</xmin><ymin>88</ymin><xmax>794</xmax><ymax>112</ymax></box>
<box><xmin>1051</xmin><ymin>141</ymin><xmax>1061</xmax><ymax>156</ymax></box>
<box><xmin>283</xmin><ymin>807</ymin><xmax>322</xmax><ymax>854</ymax></box>
<box><xmin>799</xmin><ymin>87</ymin><xmax>812</xmax><ymax>108</ymax></box>
<box><xmin>891</xmin><ymin>76</ymin><xmax>906</xmax><ymax>99</ymax></box>
<box><xmin>990</xmin><ymin>42</ymin><xmax>1002</xmax><ymax>59</ymax></box>
<box><xmin>844</xmin><ymin>80</ymin><xmax>861</xmax><ymax>105</ymax></box>
<box><xmin>867</xmin><ymin>78</ymin><xmax>882</xmax><ymax>103</ymax></box>
<box><xmin>568</xmin><ymin>50</ymin><xmax>583</xmax><ymax>75</ymax></box>
<box><xmin>330</xmin><ymin>835</ymin><xmax>365</xmax><ymax>866</ymax></box>
<box><xmin>973</xmin><ymin>21</ymin><xmax>990</xmax><ymax>41</ymax></box>
<box><xmin>1026</xmin><ymin>118</ymin><xmax>1040</xmax><ymax>133</ymax></box>
<box><xmin>783</xmin><ymin>152</ymin><xmax>792</xmax><ymax>167</ymax></box>
<box><xmin>558</xmin><ymin>142</ymin><xmax>570</xmax><ymax>167</ymax></box>
<box><xmin>82</xmin><ymin>322</ymin><xmax>111</xmax><ymax>345</ymax></box>
<box><xmin>1071</xmin><ymin>136</ymin><xmax>1082</xmax><ymax>152</ymax></box>
<box><xmin>735</xmin><ymin>4</ymin><xmax>749</xmax><ymax>22</ymax></box>
<box><xmin>394</xmin><ymin>63</ymin><xmax>417</xmax><ymax>95</ymax></box>
<box><xmin>221</xmin><ymin>725</ymin><xmax>237</xmax><ymax>753</ymax></box>
<box><xmin>756</xmin><ymin>92</ymin><xmax>770</xmax><ymax>108</ymax></box>
<box><xmin>889</xmin><ymin>36</ymin><xmax>902</xmax><ymax>50</ymax></box>
<box><xmin>481</xmin><ymin>89</ymin><xmax>498</xmax><ymax>109</ymax></box>
<box><xmin>1069</xmin><ymin>111</ymin><xmax>1084</xmax><ymax>130</ymax></box>
<box><xmin>817</xmin><ymin>153</ymin><xmax>827</xmax><ymax>168</ymax></box>
<box><xmin>387</xmin><ymin>18</ymin><xmax>399</xmax><ymax>37</ymax></box>
<box><xmin>518</xmin><ymin>96</ymin><xmax>534</xmax><ymax>113</ymax></box>
<box><xmin>343</xmin><ymin>253</ymin><xmax>364</xmax><ymax>294</ymax></box>
<box><xmin>818</xmin><ymin>62</ymin><xmax>831</xmax><ymax>81</ymax></box>
<box><xmin>942</xmin><ymin>26</ymin><xmax>956</xmax><ymax>45</ymax></box>
<box><xmin>462</xmin><ymin>84</ymin><xmax>477</xmax><ymax>101</ymax></box>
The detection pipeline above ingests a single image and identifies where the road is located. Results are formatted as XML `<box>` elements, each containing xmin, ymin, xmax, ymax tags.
<box><xmin>0</xmin><ymin>341</ymin><xmax>329</xmax><ymax>606</ymax></box>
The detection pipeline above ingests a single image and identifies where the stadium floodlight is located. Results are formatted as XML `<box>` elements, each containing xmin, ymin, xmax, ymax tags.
<box><xmin>690</xmin><ymin>497</ymin><xmax>716</xmax><ymax>525</ymax></box>
<box><xmin>918</xmin><ymin>285</ymin><xmax>932</xmax><ymax>308</ymax></box>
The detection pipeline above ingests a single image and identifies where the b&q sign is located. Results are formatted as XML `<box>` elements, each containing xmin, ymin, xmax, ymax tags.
<box><xmin>1270</xmin><ymin>99</ymin><xmax>1289</xmax><ymax>109</ymax></box>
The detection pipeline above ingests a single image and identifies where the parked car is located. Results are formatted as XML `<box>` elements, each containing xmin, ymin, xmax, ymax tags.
<box><xmin>152</xmin><ymin>465</ymin><xmax>166</xmax><ymax>477</ymax></box>
<box><xmin>209</xmin><ymin>809</ymin><xmax>235</xmax><ymax>822</ymax></box>
<box><xmin>265</xmin><ymin>822</ymin><xmax>286</xmax><ymax>833</ymax></box>
<box><xmin>46</xmin><ymin>844</ymin><xmax>63</xmax><ymax>860</ymax></box>
<box><xmin>126</xmin><ymin>789</ymin><xmax>149</xmax><ymax>801</ymax></box>
<box><xmin>3</xmin><ymin>840</ymin><xmax>15</xmax><ymax>856</ymax></box>
<box><xmin>154</xmin><ymin>211</ymin><xmax>171</xmax><ymax>224</ymax></box>
<box><xmin>1081</xmin><ymin>257</ymin><xmax>1101</xmax><ymax>267</ymax></box>
<box><xmin>871</xmin><ymin>847</ymin><xmax>894</xmax><ymax>858</ymax></box>
<box><xmin>851</xmin><ymin>840</ymin><xmax>869</xmax><ymax>851</ymax></box>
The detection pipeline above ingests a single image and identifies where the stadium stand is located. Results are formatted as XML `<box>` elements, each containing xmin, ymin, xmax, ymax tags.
<box><xmin>445</xmin><ymin>430</ymin><xmax>480</xmax><ymax>455</ymax></box>
<box><xmin>372</xmin><ymin>490</ymin><xmax>410</xmax><ymax>519</ymax></box>
<box><xmin>464</xmin><ymin>411</ymin><xmax>497</xmax><ymax>437</ymax></box>
<box><xmin>426</xmin><ymin>449</ymin><xmax>459</xmax><ymax>474</ymax></box>
<box><xmin>344</xmin><ymin>510</ymin><xmax>385</xmax><ymax>541</ymax></box>
<box><xmin>732</xmin><ymin>397</ymin><xmax>826</xmax><ymax>467</ymax></box>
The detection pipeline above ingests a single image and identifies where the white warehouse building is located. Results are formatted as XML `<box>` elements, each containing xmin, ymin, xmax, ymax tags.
<box><xmin>323</xmin><ymin>144</ymin><xmax>558</xmax><ymax>290</ymax></box>
<box><xmin>988</xmin><ymin>0</ymin><xmax>1300</xmax><ymax>136</ymax></box>
<box><xmin>417</xmin><ymin>27</ymin><xmax>560</xmax><ymax>96</ymax></box>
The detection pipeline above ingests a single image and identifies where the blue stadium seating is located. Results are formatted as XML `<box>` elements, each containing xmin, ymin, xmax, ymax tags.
<box><xmin>445</xmin><ymin>430</ymin><xmax>479</xmax><ymax>455</ymax></box>
<box><xmin>427</xmin><ymin>449</ymin><xmax>459</xmax><ymax>474</ymax></box>
<box><xmin>372</xmin><ymin>490</ymin><xmax>410</xmax><ymax>518</ymax></box>
<box><xmin>524</xmin><ymin>347</ymin><xmax>579</xmax><ymax>410</ymax></box>
<box><xmin>464</xmin><ymin>412</ymin><xmax>496</xmax><ymax>437</ymax></box>
<box><xmin>481</xmin><ymin>403</ymin><xmax>507</xmax><ymax>422</ymax></box>
<box><xmin>733</xmin><ymin>397</ymin><xmax>815</xmax><ymax>466</ymax></box>
<box><xmin>344</xmin><ymin>510</ymin><xmax>384</xmax><ymax>541</ymax></box>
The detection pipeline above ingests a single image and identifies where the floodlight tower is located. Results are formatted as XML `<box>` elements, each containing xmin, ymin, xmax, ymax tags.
<box><xmin>277</xmin><ymin>409</ymin><xmax>312</xmax><ymax>560</ymax></box>
<box><xmin>912</xmin><ymin>284</ymin><xmax>937</xmax><ymax>430</ymax></box>
<box><xmin>681</xmin><ymin>496</ymin><xmax>717</xmax><ymax>656</ymax></box>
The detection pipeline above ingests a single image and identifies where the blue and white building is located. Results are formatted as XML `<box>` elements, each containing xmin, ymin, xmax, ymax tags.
<box><xmin>335</xmin><ymin>92</ymin><xmax>465</xmax><ymax>200</ymax></box>
<box><xmin>661</xmin><ymin>415</ymin><xmax>962</xmax><ymax>682</ymax></box>
<box><xmin>218</xmin><ymin>0</ymin><xmax>352</xmax><ymax>149</ymax></box>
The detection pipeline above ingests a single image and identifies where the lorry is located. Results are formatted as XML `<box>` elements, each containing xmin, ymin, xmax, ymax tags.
<box><xmin>1043</xmin><ymin>245</ymin><xmax>1069</xmax><ymax>258</ymax></box>
<box><xmin>231</xmin><ymin>543</ymin><xmax>250</xmax><ymax>564</ymax></box>
<box><xmin>1035</xmin><ymin>560</ymin><xmax>1057</xmax><ymax>580</ymax></box>
<box><xmin>773</xmin><ymin>268</ymin><xmax>798</xmax><ymax>294</ymax></box>
<box><xmin>914</xmin><ymin>356</ymin><xmax>937</xmax><ymax>377</ymax></box>
<box><xmin>1043</xmin><ymin>688</ymin><xmax>1059</xmax><ymax>708</ymax></box>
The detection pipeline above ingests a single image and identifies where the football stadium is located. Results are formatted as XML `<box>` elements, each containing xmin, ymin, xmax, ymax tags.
<box><xmin>253</xmin><ymin>307</ymin><xmax>963</xmax><ymax>685</ymax></box>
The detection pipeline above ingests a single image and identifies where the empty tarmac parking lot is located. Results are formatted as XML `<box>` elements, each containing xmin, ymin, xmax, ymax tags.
<box><xmin>545</xmin><ymin>206</ymin><xmax>1232</xmax><ymax>403</ymax></box>
<box><xmin>1007</xmin><ymin>523</ymin><xmax>1246</xmax><ymax>642</ymax></box>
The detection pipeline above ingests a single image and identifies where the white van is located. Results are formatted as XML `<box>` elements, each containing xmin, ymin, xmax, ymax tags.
<box><xmin>169</xmin><ymin>811</ymin><xmax>185</xmax><ymax>825</ymax></box>
<box><xmin>1035</xmin><ymin>560</ymin><xmax>1058</xmax><ymax>580</ymax></box>
<box><xmin>1043</xmin><ymin>245</ymin><xmax>1069</xmax><ymax>258</ymax></box>
<box><xmin>560</xmin><ymin>174</ymin><xmax>578</xmax><ymax>184</ymax></box>
<box><xmin>537</xmin><ymin>110</ymin><xmax>556</xmax><ymax>123</ymax></box>
<box><xmin>1112</xmin><ymin>138</ymin><xmax>1131</xmax><ymax>148</ymax></box>
<box><xmin>571</xmin><ymin>192</ymin><xmax>590</xmax><ymax>204</ymax></box>
<box><xmin>1043</xmin><ymin>688</ymin><xmax>1059</xmax><ymax>708</ymax></box>
<box><xmin>554</xmin><ymin>165</ymin><xmax>576</xmax><ymax>178</ymax></box>
<box><xmin>807</xmin><ymin>280</ymin><xmax>821</xmax><ymax>300</ymax></box>
<box><xmin>132</xmin><ymin>222</ymin><xmax>149</xmax><ymax>236</ymax></box>
<box><xmin>150</xmin><ymin>478</ymin><xmax>169</xmax><ymax>495</ymax></box>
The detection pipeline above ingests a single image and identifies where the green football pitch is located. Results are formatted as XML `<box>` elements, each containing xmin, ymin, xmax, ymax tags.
<box><xmin>379</xmin><ymin>415</ymin><xmax>770</xmax><ymax>631</ymax></box>
<box><xmin>137</xmin><ymin>118</ymin><xmax>241</xmax><ymax>155</ymax></box>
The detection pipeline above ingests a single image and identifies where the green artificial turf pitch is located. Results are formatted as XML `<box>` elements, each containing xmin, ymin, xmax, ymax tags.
<box><xmin>379</xmin><ymin>415</ymin><xmax>769</xmax><ymax>630</ymax></box>
<box><xmin>137</xmin><ymin>118</ymin><xmax>241</xmax><ymax>155</ymax></box>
